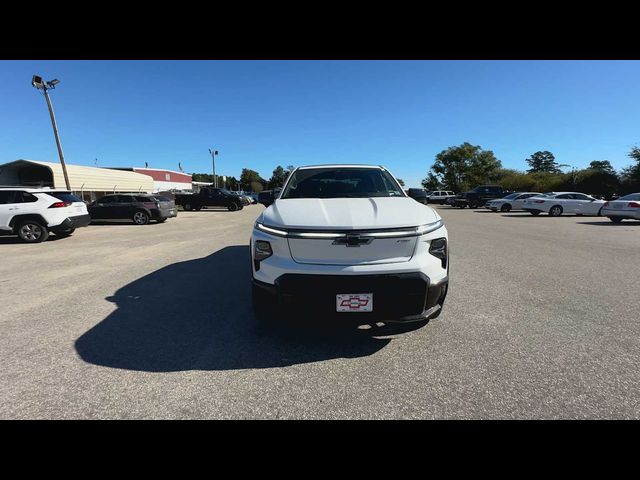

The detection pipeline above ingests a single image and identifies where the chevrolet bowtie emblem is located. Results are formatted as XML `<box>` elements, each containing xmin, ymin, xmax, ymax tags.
<box><xmin>332</xmin><ymin>234</ymin><xmax>373</xmax><ymax>247</ymax></box>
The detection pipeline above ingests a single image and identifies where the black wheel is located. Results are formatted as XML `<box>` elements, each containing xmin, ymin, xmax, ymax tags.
<box><xmin>16</xmin><ymin>220</ymin><xmax>49</xmax><ymax>243</ymax></box>
<box><xmin>195</xmin><ymin>206</ymin><xmax>202</xmax><ymax>211</ymax></box>
<box><xmin>228</xmin><ymin>202</ymin><xmax>239</xmax><ymax>212</ymax></box>
<box><xmin>548</xmin><ymin>205</ymin><xmax>563</xmax><ymax>217</ymax></box>
<box><xmin>55</xmin><ymin>228</ymin><xmax>75</xmax><ymax>237</ymax></box>
<box><xmin>530</xmin><ymin>211</ymin><xmax>541</xmax><ymax>216</ymax></box>
<box><xmin>500</xmin><ymin>203</ymin><xmax>512</xmax><ymax>212</ymax></box>
<box><xmin>609</xmin><ymin>217</ymin><xmax>623</xmax><ymax>223</ymax></box>
<box><xmin>184</xmin><ymin>203</ymin><xmax>193</xmax><ymax>211</ymax></box>
<box><xmin>458</xmin><ymin>204</ymin><xmax>466</xmax><ymax>209</ymax></box>
<box><xmin>132</xmin><ymin>211</ymin><xmax>150</xmax><ymax>225</ymax></box>
<box><xmin>157</xmin><ymin>218</ymin><xmax>167</xmax><ymax>223</ymax></box>
<box><xmin>252</xmin><ymin>283</ymin><xmax>277</xmax><ymax>326</ymax></box>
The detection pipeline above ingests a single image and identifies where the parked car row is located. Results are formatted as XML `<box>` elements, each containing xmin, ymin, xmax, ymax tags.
<box><xmin>407</xmin><ymin>185</ymin><xmax>640</xmax><ymax>223</ymax></box>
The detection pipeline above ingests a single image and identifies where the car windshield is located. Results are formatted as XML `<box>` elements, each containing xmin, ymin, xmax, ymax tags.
<box><xmin>618</xmin><ymin>193</ymin><xmax>640</xmax><ymax>201</ymax></box>
<box><xmin>281</xmin><ymin>168</ymin><xmax>405</xmax><ymax>199</ymax></box>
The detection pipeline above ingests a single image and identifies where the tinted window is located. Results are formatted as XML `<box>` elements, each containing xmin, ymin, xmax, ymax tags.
<box><xmin>17</xmin><ymin>192</ymin><xmax>38</xmax><ymax>203</ymax></box>
<box><xmin>556</xmin><ymin>194</ymin><xmax>572</xmax><ymax>199</ymax></box>
<box><xmin>98</xmin><ymin>196</ymin><xmax>118</xmax><ymax>204</ymax></box>
<box><xmin>0</xmin><ymin>191</ymin><xmax>16</xmax><ymax>204</ymax></box>
<box><xmin>281</xmin><ymin>168</ymin><xmax>405</xmax><ymax>199</ymax></box>
<box><xmin>118</xmin><ymin>195</ymin><xmax>135</xmax><ymax>203</ymax></box>
<box><xmin>135</xmin><ymin>196</ymin><xmax>154</xmax><ymax>202</ymax></box>
<box><xmin>503</xmin><ymin>193</ymin><xmax>520</xmax><ymax>200</ymax></box>
<box><xmin>618</xmin><ymin>193</ymin><xmax>640</xmax><ymax>201</ymax></box>
<box><xmin>573</xmin><ymin>194</ymin><xmax>593</xmax><ymax>201</ymax></box>
<box><xmin>49</xmin><ymin>192</ymin><xmax>81</xmax><ymax>203</ymax></box>
<box><xmin>0</xmin><ymin>191</ymin><xmax>38</xmax><ymax>203</ymax></box>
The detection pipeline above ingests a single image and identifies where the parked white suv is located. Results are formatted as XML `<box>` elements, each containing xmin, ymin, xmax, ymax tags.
<box><xmin>0</xmin><ymin>188</ymin><xmax>91</xmax><ymax>243</ymax></box>
<box><xmin>251</xmin><ymin>165</ymin><xmax>449</xmax><ymax>325</ymax></box>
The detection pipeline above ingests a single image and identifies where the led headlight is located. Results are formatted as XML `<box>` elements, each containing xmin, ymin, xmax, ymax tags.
<box><xmin>429</xmin><ymin>237</ymin><xmax>447</xmax><ymax>268</ymax></box>
<box><xmin>254</xmin><ymin>240</ymin><xmax>273</xmax><ymax>261</ymax></box>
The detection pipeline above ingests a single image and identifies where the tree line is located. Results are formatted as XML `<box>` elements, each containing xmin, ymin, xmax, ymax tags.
<box><xmin>191</xmin><ymin>165</ymin><xmax>296</xmax><ymax>192</ymax></box>
<box><xmin>422</xmin><ymin>142</ymin><xmax>640</xmax><ymax>197</ymax></box>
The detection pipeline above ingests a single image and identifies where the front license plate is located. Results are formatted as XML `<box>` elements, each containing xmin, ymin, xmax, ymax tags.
<box><xmin>336</xmin><ymin>293</ymin><xmax>373</xmax><ymax>312</ymax></box>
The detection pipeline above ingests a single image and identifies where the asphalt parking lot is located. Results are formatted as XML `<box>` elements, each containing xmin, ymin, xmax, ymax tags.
<box><xmin>1</xmin><ymin>205</ymin><xmax>639</xmax><ymax>419</ymax></box>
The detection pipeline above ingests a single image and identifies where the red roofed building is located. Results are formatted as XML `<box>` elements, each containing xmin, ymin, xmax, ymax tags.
<box><xmin>107</xmin><ymin>167</ymin><xmax>193</xmax><ymax>192</ymax></box>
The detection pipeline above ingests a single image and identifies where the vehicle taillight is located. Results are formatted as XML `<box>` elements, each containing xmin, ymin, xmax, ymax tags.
<box><xmin>534</xmin><ymin>200</ymin><xmax>545</xmax><ymax>204</ymax></box>
<box><xmin>603</xmin><ymin>202</ymin><xmax>609</xmax><ymax>208</ymax></box>
<box><xmin>628</xmin><ymin>202</ymin><xmax>640</xmax><ymax>208</ymax></box>
<box><xmin>49</xmin><ymin>201</ymin><xmax>71</xmax><ymax>208</ymax></box>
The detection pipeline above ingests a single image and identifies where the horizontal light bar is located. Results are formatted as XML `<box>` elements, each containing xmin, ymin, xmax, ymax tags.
<box><xmin>416</xmin><ymin>220</ymin><xmax>444</xmax><ymax>235</ymax></box>
<box><xmin>255</xmin><ymin>222</ymin><xmax>288</xmax><ymax>236</ymax></box>
<box><xmin>256</xmin><ymin>220</ymin><xmax>444</xmax><ymax>239</ymax></box>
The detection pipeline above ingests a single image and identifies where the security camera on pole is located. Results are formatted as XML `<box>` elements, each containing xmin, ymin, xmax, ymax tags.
<box><xmin>31</xmin><ymin>75</ymin><xmax>71</xmax><ymax>191</ymax></box>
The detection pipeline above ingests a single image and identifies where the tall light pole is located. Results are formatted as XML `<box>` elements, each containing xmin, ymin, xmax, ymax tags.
<box><xmin>31</xmin><ymin>75</ymin><xmax>71</xmax><ymax>191</ymax></box>
<box><xmin>209</xmin><ymin>149</ymin><xmax>219</xmax><ymax>187</ymax></box>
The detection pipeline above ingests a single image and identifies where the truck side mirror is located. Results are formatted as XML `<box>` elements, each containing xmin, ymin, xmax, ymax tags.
<box><xmin>407</xmin><ymin>189</ymin><xmax>427</xmax><ymax>204</ymax></box>
<box><xmin>258</xmin><ymin>190</ymin><xmax>274</xmax><ymax>207</ymax></box>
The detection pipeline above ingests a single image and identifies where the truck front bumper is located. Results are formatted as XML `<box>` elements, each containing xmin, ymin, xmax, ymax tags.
<box><xmin>253</xmin><ymin>273</ymin><xmax>448</xmax><ymax>323</ymax></box>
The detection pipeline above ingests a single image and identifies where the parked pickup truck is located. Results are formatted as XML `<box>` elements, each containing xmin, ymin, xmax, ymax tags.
<box><xmin>174</xmin><ymin>187</ymin><xmax>244</xmax><ymax>212</ymax></box>
<box><xmin>453</xmin><ymin>185</ymin><xmax>512</xmax><ymax>209</ymax></box>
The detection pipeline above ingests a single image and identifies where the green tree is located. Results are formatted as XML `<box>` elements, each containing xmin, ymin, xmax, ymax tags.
<box><xmin>526</xmin><ymin>151</ymin><xmax>562</xmax><ymax>174</ymax></box>
<box><xmin>396</xmin><ymin>178</ymin><xmax>405</xmax><ymax>187</ymax></box>
<box><xmin>191</xmin><ymin>173</ymin><xmax>212</xmax><ymax>183</ymax></box>
<box><xmin>425</xmin><ymin>142</ymin><xmax>502</xmax><ymax>192</ymax></box>
<box><xmin>268</xmin><ymin>165</ymin><xmax>289</xmax><ymax>189</ymax></box>
<box><xmin>574</xmin><ymin>168</ymin><xmax>620</xmax><ymax>198</ymax></box>
<box><xmin>620</xmin><ymin>146</ymin><xmax>640</xmax><ymax>194</ymax></box>
<box><xmin>588</xmin><ymin>160</ymin><xmax>615</xmax><ymax>175</ymax></box>
<box><xmin>240</xmin><ymin>168</ymin><xmax>266</xmax><ymax>192</ymax></box>
<box><xmin>421</xmin><ymin>172</ymin><xmax>441</xmax><ymax>191</ymax></box>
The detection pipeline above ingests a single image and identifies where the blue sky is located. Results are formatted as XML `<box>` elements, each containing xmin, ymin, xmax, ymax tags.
<box><xmin>1</xmin><ymin>60</ymin><xmax>638</xmax><ymax>187</ymax></box>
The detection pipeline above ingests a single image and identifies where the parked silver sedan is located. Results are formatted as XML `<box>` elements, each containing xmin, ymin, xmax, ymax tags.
<box><xmin>485</xmin><ymin>192</ymin><xmax>542</xmax><ymax>212</ymax></box>
<box><xmin>601</xmin><ymin>193</ymin><xmax>640</xmax><ymax>223</ymax></box>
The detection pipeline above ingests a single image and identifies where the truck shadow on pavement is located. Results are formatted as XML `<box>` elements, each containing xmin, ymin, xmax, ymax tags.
<box><xmin>75</xmin><ymin>245</ymin><xmax>403</xmax><ymax>372</ymax></box>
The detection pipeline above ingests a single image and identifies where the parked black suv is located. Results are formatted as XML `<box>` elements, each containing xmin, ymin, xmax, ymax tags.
<box><xmin>88</xmin><ymin>194</ymin><xmax>177</xmax><ymax>225</ymax></box>
<box><xmin>453</xmin><ymin>185</ymin><xmax>511</xmax><ymax>209</ymax></box>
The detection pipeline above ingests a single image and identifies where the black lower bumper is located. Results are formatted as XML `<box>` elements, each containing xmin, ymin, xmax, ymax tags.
<box><xmin>253</xmin><ymin>272</ymin><xmax>448</xmax><ymax>323</ymax></box>
<box><xmin>54</xmin><ymin>214</ymin><xmax>91</xmax><ymax>231</ymax></box>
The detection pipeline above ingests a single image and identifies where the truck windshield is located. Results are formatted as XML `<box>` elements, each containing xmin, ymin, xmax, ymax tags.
<box><xmin>281</xmin><ymin>168</ymin><xmax>405</xmax><ymax>199</ymax></box>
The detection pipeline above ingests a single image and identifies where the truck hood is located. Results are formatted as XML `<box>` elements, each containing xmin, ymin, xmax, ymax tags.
<box><xmin>259</xmin><ymin>197</ymin><xmax>440</xmax><ymax>230</ymax></box>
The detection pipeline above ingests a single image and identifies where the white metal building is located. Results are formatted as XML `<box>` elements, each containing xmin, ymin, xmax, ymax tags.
<box><xmin>0</xmin><ymin>159</ymin><xmax>155</xmax><ymax>202</ymax></box>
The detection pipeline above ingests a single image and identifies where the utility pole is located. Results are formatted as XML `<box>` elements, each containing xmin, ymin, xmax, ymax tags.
<box><xmin>31</xmin><ymin>76</ymin><xmax>71</xmax><ymax>191</ymax></box>
<box><xmin>209</xmin><ymin>149</ymin><xmax>219</xmax><ymax>187</ymax></box>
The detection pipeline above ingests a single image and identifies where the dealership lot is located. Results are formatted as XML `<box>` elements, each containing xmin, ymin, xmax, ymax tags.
<box><xmin>1</xmin><ymin>206</ymin><xmax>640</xmax><ymax>419</ymax></box>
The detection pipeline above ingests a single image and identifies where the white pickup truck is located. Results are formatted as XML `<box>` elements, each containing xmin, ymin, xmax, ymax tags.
<box><xmin>250</xmin><ymin>164</ymin><xmax>449</xmax><ymax>326</ymax></box>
